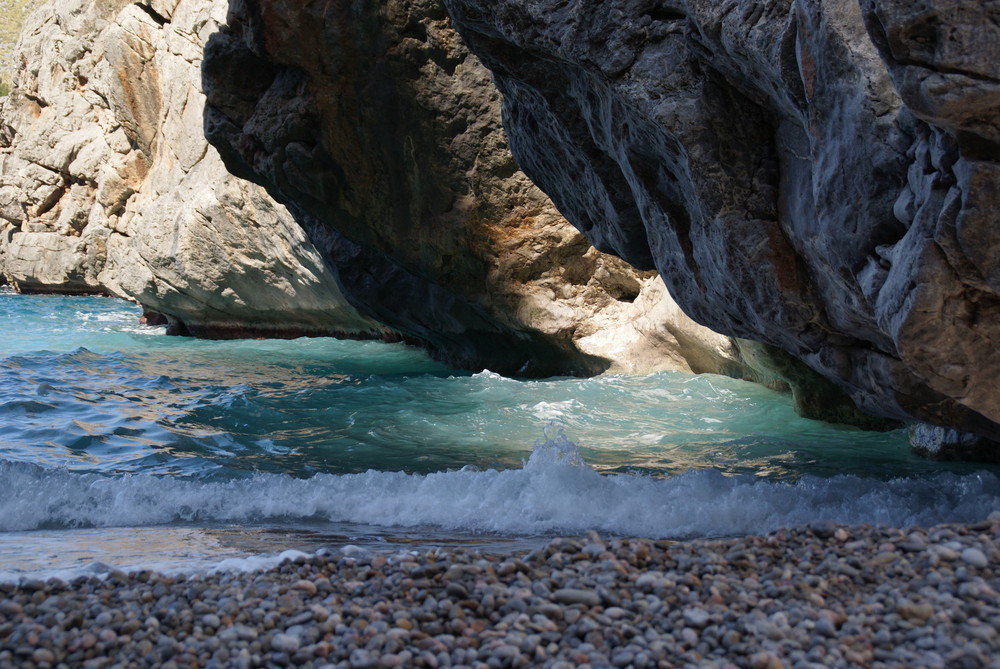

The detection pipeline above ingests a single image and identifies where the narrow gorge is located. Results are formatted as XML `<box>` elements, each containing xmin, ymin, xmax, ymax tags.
<box><xmin>1</xmin><ymin>0</ymin><xmax>999</xmax><ymax>456</ymax></box>
<box><xmin>0</xmin><ymin>0</ymin><xmax>746</xmax><ymax>378</ymax></box>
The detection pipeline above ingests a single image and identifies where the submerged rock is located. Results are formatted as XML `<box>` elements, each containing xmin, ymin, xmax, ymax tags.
<box><xmin>909</xmin><ymin>424</ymin><xmax>1000</xmax><ymax>464</ymax></box>
<box><xmin>441</xmin><ymin>0</ymin><xmax>1000</xmax><ymax>444</ymax></box>
<box><xmin>0</xmin><ymin>0</ymin><xmax>379</xmax><ymax>338</ymax></box>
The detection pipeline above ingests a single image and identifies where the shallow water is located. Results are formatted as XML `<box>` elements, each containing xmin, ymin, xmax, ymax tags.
<box><xmin>1</xmin><ymin>289</ymin><xmax>998</xmax><ymax>580</ymax></box>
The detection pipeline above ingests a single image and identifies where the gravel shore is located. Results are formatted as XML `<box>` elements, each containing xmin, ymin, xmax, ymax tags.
<box><xmin>2</xmin><ymin>518</ymin><xmax>999</xmax><ymax>669</ymax></box>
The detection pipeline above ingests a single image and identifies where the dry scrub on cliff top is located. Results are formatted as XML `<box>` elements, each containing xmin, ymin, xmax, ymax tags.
<box><xmin>0</xmin><ymin>0</ymin><xmax>42</xmax><ymax>92</ymax></box>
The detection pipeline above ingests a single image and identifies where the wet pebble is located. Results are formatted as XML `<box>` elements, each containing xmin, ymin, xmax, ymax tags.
<box><xmin>0</xmin><ymin>519</ymin><xmax>997</xmax><ymax>668</ymax></box>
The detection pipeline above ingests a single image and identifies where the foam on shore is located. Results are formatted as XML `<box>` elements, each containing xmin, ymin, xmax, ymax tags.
<box><xmin>3</xmin><ymin>432</ymin><xmax>999</xmax><ymax>582</ymax></box>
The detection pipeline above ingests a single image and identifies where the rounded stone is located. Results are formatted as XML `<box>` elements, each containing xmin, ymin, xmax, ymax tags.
<box><xmin>32</xmin><ymin>649</ymin><xmax>55</xmax><ymax>664</ymax></box>
<box><xmin>960</xmin><ymin>548</ymin><xmax>988</xmax><ymax>567</ymax></box>
<box><xmin>271</xmin><ymin>633</ymin><xmax>300</xmax><ymax>653</ymax></box>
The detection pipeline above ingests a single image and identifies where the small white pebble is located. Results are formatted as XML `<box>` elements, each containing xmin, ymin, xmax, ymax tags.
<box><xmin>683</xmin><ymin>607</ymin><xmax>710</xmax><ymax>628</ymax></box>
<box><xmin>930</xmin><ymin>545</ymin><xmax>958</xmax><ymax>561</ymax></box>
<box><xmin>271</xmin><ymin>633</ymin><xmax>300</xmax><ymax>653</ymax></box>
<box><xmin>961</xmin><ymin>547</ymin><xmax>989</xmax><ymax>568</ymax></box>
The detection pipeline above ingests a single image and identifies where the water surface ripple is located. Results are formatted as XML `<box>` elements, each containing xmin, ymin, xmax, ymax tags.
<box><xmin>1</xmin><ymin>289</ymin><xmax>998</xmax><ymax>578</ymax></box>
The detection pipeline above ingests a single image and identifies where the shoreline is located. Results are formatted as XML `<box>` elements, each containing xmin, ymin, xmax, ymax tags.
<box><xmin>2</xmin><ymin>519</ymin><xmax>998</xmax><ymax>668</ymax></box>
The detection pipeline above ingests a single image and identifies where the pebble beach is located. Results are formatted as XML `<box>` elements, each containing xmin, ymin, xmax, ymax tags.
<box><xmin>2</xmin><ymin>518</ymin><xmax>999</xmax><ymax>669</ymax></box>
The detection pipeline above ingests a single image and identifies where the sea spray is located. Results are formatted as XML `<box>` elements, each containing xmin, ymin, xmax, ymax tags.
<box><xmin>3</xmin><ymin>435</ymin><xmax>999</xmax><ymax>538</ymax></box>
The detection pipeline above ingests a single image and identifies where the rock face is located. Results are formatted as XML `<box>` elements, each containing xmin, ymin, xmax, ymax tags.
<box><xmin>440</xmin><ymin>0</ymin><xmax>1000</xmax><ymax>444</ymax></box>
<box><xmin>0</xmin><ymin>0</ymin><xmax>379</xmax><ymax>338</ymax></box>
<box><xmin>201</xmin><ymin>0</ymin><xmax>746</xmax><ymax>376</ymax></box>
<box><xmin>0</xmin><ymin>0</ymin><xmax>747</xmax><ymax>378</ymax></box>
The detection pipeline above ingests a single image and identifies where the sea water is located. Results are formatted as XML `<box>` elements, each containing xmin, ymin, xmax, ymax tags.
<box><xmin>1</xmin><ymin>288</ymin><xmax>999</xmax><ymax>581</ymax></box>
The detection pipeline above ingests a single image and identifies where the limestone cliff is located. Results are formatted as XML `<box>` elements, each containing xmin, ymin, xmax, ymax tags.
<box><xmin>1</xmin><ymin>0</ymin><xmax>746</xmax><ymax>378</ymax></box>
<box><xmin>202</xmin><ymin>0</ymin><xmax>746</xmax><ymax>377</ymax></box>
<box><xmin>0</xmin><ymin>0</ymin><xmax>379</xmax><ymax>338</ymax></box>
<box><xmin>440</xmin><ymin>0</ymin><xmax>1000</xmax><ymax>446</ymax></box>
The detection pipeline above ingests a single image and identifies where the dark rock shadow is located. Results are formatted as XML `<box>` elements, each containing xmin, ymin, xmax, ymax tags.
<box><xmin>200</xmin><ymin>0</ymin><xmax>610</xmax><ymax>378</ymax></box>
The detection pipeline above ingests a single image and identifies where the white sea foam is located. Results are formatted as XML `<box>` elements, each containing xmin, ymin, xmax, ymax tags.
<box><xmin>2</xmin><ymin>431</ymin><xmax>998</xmax><ymax>540</ymax></box>
<box><xmin>0</xmin><ymin>526</ymin><xmax>316</xmax><ymax>584</ymax></box>
<box><xmin>528</xmin><ymin>400</ymin><xmax>580</xmax><ymax>420</ymax></box>
<box><xmin>209</xmin><ymin>550</ymin><xmax>313</xmax><ymax>575</ymax></box>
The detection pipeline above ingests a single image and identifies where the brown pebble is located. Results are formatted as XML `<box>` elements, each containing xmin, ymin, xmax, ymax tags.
<box><xmin>292</xmin><ymin>579</ymin><xmax>318</xmax><ymax>596</ymax></box>
<box><xmin>750</xmin><ymin>651</ymin><xmax>785</xmax><ymax>669</ymax></box>
<box><xmin>32</xmin><ymin>648</ymin><xmax>55</xmax><ymax>664</ymax></box>
<box><xmin>0</xmin><ymin>602</ymin><xmax>22</xmax><ymax>616</ymax></box>
<box><xmin>896</xmin><ymin>601</ymin><xmax>934</xmax><ymax>622</ymax></box>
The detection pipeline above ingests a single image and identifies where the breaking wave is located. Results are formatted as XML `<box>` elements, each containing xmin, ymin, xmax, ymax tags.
<box><xmin>4</xmin><ymin>431</ymin><xmax>998</xmax><ymax>540</ymax></box>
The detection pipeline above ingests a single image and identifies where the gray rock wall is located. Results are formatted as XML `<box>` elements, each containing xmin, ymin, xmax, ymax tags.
<box><xmin>0</xmin><ymin>0</ymin><xmax>749</xmax><ymax>380</ymax></box>
<box><xmin>441</xmin><ymin>0</ymin><xmax>1000</xmax><ymax>446</ymax></box>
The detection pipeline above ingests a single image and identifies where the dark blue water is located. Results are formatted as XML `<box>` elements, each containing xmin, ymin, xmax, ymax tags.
<box><xmin>2</xmin><ymin>289</ymin><xmax>998</xmax><ymax>580</ymax></box>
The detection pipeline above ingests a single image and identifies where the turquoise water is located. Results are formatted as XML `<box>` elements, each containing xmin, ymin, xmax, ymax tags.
<box><xmin>1</xmin><ymin>289</ymin><xmax>999</xmax><ymax>579</ymax></box>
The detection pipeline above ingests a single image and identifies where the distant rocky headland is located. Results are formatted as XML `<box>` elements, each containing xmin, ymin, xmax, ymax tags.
<box><xmin>1</xmin><ymin>0</ymin><xmax>999</xmax><ymax>457</ymax></box>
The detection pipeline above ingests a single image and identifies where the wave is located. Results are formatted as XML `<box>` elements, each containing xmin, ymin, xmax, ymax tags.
<box><xmin>3</xmin><ymin>431</ymin><xmax>998</xmax><ymax>538</ymax></box>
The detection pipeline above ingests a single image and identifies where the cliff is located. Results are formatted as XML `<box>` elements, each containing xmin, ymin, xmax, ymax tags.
<box><xmin>0</xmin><ymin>0</ymin><xmax>380</xmax><ymax>338</ymax></box>
<box><xmin>201</xmin><ymin>0</ymin><xmax>749</xmax><ymax>377</ymax></box>
<box><xmin>0</xmin><ymin>0</ymin><xmax>748</xmax><ymax>377</ymax></box>
<box><xmin>0</xmin><ymin>0</ymin><xmax>43</xmax><ymax>93</ymax></box>
<box><xmin>437</xmin><ymin>0</ymin><xmax>1000</xmax><ymax>449</ymax></box>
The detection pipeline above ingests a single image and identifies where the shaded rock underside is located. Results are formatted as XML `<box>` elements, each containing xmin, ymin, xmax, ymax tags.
<box><xmin>438</xmin><ymin>0</ymin><xmax>1000</xmax><ymax>446</ymax></box>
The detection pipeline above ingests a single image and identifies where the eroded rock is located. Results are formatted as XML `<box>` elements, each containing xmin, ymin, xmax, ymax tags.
<box><xmin>441</xmin><ymin>0</ymin><xmax>1000</xmax><ymax>443</ymax></box>
<box><xmin>202</xmin><ymin>0</ymin><xmax>747</xmax><ymax>376</ymax></box>
<box><xmin>0</xmin><ymin>0</ymin><xmax>380</xmax><ymax>338</ymax></box>
<box><xmin>0</xmin><ymin>0</ymin><xmax>753</xmax><ymax>380</ymax></box>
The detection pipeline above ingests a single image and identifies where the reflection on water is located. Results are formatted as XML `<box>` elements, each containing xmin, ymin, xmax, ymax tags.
<box><xmin>0</xmin><ymin>522</ymin><xmax>548</xmax><ymax>580</ymax></box>
<box><xmin>0</xmin><ymin>526</ymin><xmax>231</xmax><ymax>578</ymax></box>
<box><xmin>2</xmin><ymin>290</ymin><xmax>996</xmax><ymax>485</ymax></box>
<box><xmin>2</xmin><ymin>329</ymin><xmax>989</xmax><ymax>483</ymax></box>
